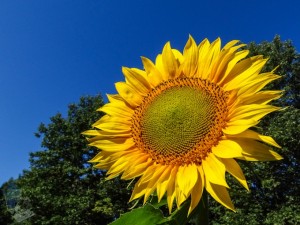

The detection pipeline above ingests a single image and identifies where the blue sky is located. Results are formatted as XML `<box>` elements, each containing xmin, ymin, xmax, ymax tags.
<box><xmin>0</xmin><ymin>0</ymin><xmax>299</xmax><ymax>185</ymax></box>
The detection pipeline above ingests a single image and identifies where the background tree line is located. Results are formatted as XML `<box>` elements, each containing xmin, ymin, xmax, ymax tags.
<box><xmin>1</xmin><ymin>36</ymin><xmax>299</xmax><ymax>224</ymax></box>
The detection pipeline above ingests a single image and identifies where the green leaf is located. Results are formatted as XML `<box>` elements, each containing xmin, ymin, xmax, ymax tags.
<box><xmin>157</xmin><ymin>200</ymin><xmax>190</xmax><ymax>225</ymax></box>
<box><xmin>149</xmin><ymin>195</ymin><xmax>168</xmax><ymax>209</ymax></box>
<box><xmin>109</xmin><ymin>204</ymin><xmax>164</xmax><ymax>225</ymax></box>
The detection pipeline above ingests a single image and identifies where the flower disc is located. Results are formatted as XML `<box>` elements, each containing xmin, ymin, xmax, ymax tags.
<box><xmin>132</xmin><ymin>78</ymin><xmax>228</xmax><ymax>165</ymax></box>
<box><xmin>84</xmin><ymin>36</ymin><xmax>283</xmax><ymax>215</ymax></box>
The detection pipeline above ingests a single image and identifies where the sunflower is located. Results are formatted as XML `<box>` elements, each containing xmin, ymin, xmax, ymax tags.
<box><xmin>83</xmin><ymin>36</ymin><xmax>283</xmax><ymax>214</ymax></box>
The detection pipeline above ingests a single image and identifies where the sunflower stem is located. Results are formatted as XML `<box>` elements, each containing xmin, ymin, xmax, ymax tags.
<box><xmin>197</xmin><ymin>190</ymin><xmax>209</xmax><ymax>225</ymax></box>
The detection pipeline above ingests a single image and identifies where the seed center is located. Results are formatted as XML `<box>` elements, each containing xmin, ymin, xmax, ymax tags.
<box><xmin>131</xmin><ymin>78</ymin><xmax>228</xmax><ymax>165</ymax></box>
<box><xmin>141</xmin><ymin>87</ymin><xmax>215</xmax><ymax>155</ymax></box>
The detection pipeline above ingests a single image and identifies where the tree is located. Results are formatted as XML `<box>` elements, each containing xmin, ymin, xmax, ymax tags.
<box><xmin>1</xmin><ymin>178</ymin><xmax>34</xmax><ymax>224</ymax></box>
<box><xmin>17</xmin><ymin>95</ymin><xmax>132</xmax><ymax>225</ymax></box>
<box><xmin>0</xmin><ymin>182</ymin><xmax>14</xmax><ymax>224</ymax></box>
<box><xmin>247</xmin><ymin>35</ymin><xmax>300</xmax><ymax>108</ymax></box>
<box><xmin>209</xmin><ymin>36</ymin><xmax>300</xmax><ymax>224</ymax></box>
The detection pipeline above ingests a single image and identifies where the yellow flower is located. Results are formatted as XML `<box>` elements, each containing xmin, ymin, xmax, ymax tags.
<box><xmin>83</xmin><ymin>36</ymin><xmax>283</xmax><ymax>214</ymax></box>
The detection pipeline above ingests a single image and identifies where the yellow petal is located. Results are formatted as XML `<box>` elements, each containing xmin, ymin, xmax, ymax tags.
<box><xmin>95</xmin><ymin>120</ymin><xmax>131</xmax><ymax>132</ymax></box>
<box><xmin>220</xmin><ymin>55</ymin><xmax>262</xmax><ymax>86</ymax></box>
<box><xmin>94</xmin><ymin>161</ymin><xmax>114</xmax><ymax>170</ymax></box>
<box><xmin>228</xmin><ymin>104</ymin><xmax>280</xmax><ymax>121</ymax></box>
<box><xmin>175</xmin><ymin>185</ymin><xmax>186</xmax><ymax>208</ymax></box>
<box><xmin>89</xmin><ymin>137</ymin><xmax>135</xmax><ymax>152</ymax></box>
<box><xmin>239</xmin><ymin>150</ymin><xmax>283</xmax><ymax>161</ymax></box>
<box><xmin>240</xmin><ymin>90</ymin><xmax>282</xmax><ymax>105</ymax></box>
<box><xmin>222</xmin><ymin>40</ymin><xmax>240</xmax><ymax>50</ymax></box>
<box><xmin>121</xmin><ymin>157</ymin><xmax>153</xmax><ymax>180</ymax></box>
<box><xmin>115</xmin><ymin>82</ymin><xmax>143</xmax><ymax>107</ymax></box>
<box><xmin>223</xmin><ymin>119</ymin><xmax>259</xmax><ymax>135</ymax></box>
<box><xmin>222</xmin><ymin>158</ymin><xmax>249</xmax><ymax>190</ymax></box>
<box><xmin>195</xmin><ymin>39</ymin><xmax>210</xmax><ymax>78</ymax></box>
<box><xmin>130</xmin><ymin>178</ymin><xmax>148</xmax><ymax>201</ymax></box>
<box><xmin>181</xmin><ymin>35</ymin><xmax>198</xmax><ymax>77</ymax></box>
<box><xmin>156</xmin><ymin>166</ymin><xmax>173</xmax><ymax>201</ymax></box>
<box><xmin>176</xmin><ymin>164</ymin><xmax>198</xmax><ymax>197</ymax></box>
<box><xmin>122</xmin><ymin>67</ymin><xmax>151</xmax><ymax>96</ymax></box>
<box><xmin>87</xmin><ymin>131</ymin><xmax>131</xmax><ymax>142</ymax></box>
<box><xmin>238</xmin><ymin>73</ymin><xmax>281</xmax><ymax>96</ymax></box>
<box><xmin>105</xmin><ymin>116</ymin><xmax>131</xmax><ymax>125</ymax></box>
<box><xmin>107</xmin><ymin>151</ymin><xmax>144</xmax><ymax>177</ymax></box>
<box><xmin>236</xmin><ymin>139</ymin><xmax>283</xmax><ymax>161</ymax></box>
<box><xmin>227</xmin><ymin>129</ymin><xmax>281</xmax><ymax>148</ymax></box>
<box><xmin>144</xmin><ymin>165</ymin><xmax>172</xmax><ymax>204</ymax></box>
<box><xmin>141</xmin><ymin>56</ymin><xmax>163</xmax><ymax>87</ymax></box>
<box><xmin>212</xmin><ymin>139</ymin><xmax>243</xmax><ymax>158</ymax></box>
<box><xmin>106</xmin><ymin>160</ymin><xmax>130</xmax><ymax>179</ymax></box>
<box><xmin>219</xmin><ymin>50</ymin><xmax>249</xmax><ymax>85</ymax></box>
<box><xmin>155</xmin><ymin>54</ymin><xmax>165</xmax><ymax>78</ymax></box>
<box><xmin>172</xmin><ymin>49</ymin><xmax>184</xmax><ymax>63</ymax></box>
<box><xmin>106</xmin><ymin>94</ymin><xmax>124</xmax><ymax>103</ymax></box>
<box><xmin>167</xmin><ymin>166</ymin><xmax>178</xmax><ymax>213</ymax></box>
<box><xmin>143</xmin><ymin>165</ymin><xmax>167</xmax><ymax>203</ymax></box>
<box><xmin>210</xmin><ymin>44</ymin><xmax>246</xmax><ymax>83</ymax></box>
<box><xmin>100</xmin><ymin>103</ymin><xmax>133</xmax><ymax>118</ymax></box>
<box><xmin>202</xmin><ymin>154</ymin><xmax>228</xmax><ymax>187</ymax></box>
<box><xmin>188</xmin><ymin>166</ymin><xmax>204</xmax><ymax>215</ymax></box>
<box><xmin>224</xmin><ymin>58</ymin><xmax>267</xmax><ymax>91</ymax></box>
<box><xmin>205</xmin><ymin>180</ymin><xmax>235</xmax><ymax>211</ymax></box>
<box><xmin>82</xmin><ymin>129</ymin><xmax>102</xmax><ymax>136</ymax></box>
<box><xmin>92</xmin><ymin>114</ymin><xmax>109</xmax><ymax>127</ymax></box>
<box><xmin>94</xmin><ymin>113</ymin><xmax>131</xmax><ymax>126</ymax></box>
<box><xmin>198</xmin><ymin>38</ymin><xmax>221</xmax><ymax>79</ymax></box>
<box><xmin>161</xmin><ymin>42</ymin><xmax>179</xmax><ymax>79</ymax></box>
<box><xmin>88</xmin><ymin>152</ymin><xmax>105</xmax><ymax>163</ymax></box>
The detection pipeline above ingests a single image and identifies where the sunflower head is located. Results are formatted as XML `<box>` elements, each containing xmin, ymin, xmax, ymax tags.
<box><xmin>84</xmin><ymin>36</ymin><xmax>282</xmax><ymax>214</ymax></box>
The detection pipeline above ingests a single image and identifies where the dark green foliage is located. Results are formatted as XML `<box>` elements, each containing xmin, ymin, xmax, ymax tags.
<box><xmin>209</xmin><ymin>36</ymin><xmax>300</xmax><ymax>224</ymax></box>
<box><xmin>0</xmin><ymin>182</ymin><xmax>14</xmax><ymax>224</ymax></box>
<box><xmin>17</xmin><ymin>95</ymin><xmax>131</xmax><ymax>225</ymax></box>
<box><xmin>247</xmin><ymin>35</ymin><xmax>300</xmax><ymax>108</ymax></box>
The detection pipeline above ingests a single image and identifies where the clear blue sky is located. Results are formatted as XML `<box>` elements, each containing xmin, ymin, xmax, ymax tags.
<box><xmin>1</xmin><ymin>0</ymin><xmax>299</xmax><ymax>185</ymax></box>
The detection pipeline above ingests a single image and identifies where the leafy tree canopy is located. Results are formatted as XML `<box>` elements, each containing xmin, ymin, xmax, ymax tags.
<box><xmin>17</xmin><ymin>95</ymin><xmax>131</xmax><ymax>225</ymax></box>
<box><xmin>0</xmin><ymin>180</ymin><xmax>14</xmax><ymax>224</ymax></box>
